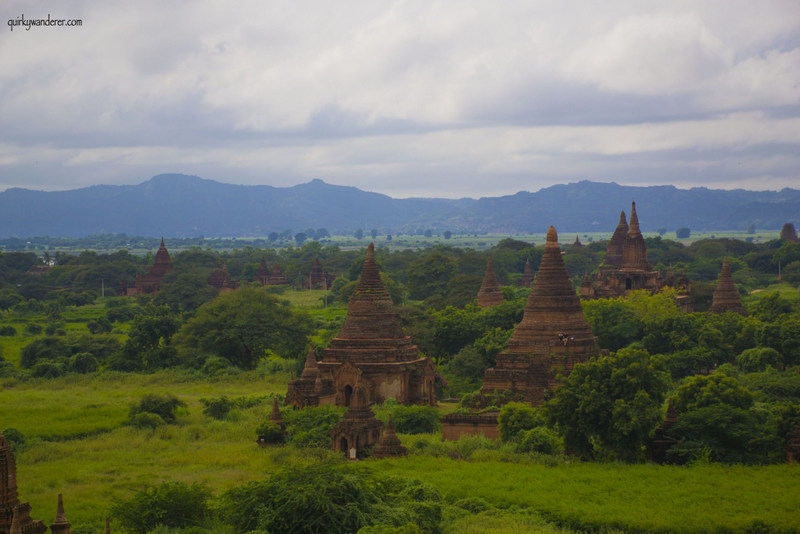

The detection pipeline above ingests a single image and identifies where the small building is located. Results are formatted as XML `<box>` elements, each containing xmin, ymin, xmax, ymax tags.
<box><xmin>120</xmin><ymin>238</ymin><xmax>173</xmax><ymax>296</ymax></box>
<box><xmin>303</xmin><ymin>257</ymin><xmax>335</xmax><ymax>289</ymax></box>
<box><xmin>330</xmin><ymin>384</ymin><xmax>383</xmax><ymax>460</ymax></box>
<box><xmin>207</xmin><ymin>260</ymin><xmax>239</xmax><ymax>293</ymax></box>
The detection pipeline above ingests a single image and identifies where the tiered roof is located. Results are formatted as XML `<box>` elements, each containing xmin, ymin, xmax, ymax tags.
<box><xmin>620</xmin><ymin>202</ymin><xmax>651</xmax><ymax>271</ymax></box>
<box><xmin>708</xmin><ymin>258</ymin><xmax>748</xmax><ymax>316</ymax></box>
<box><xmin>518</xmin><ymin>258</ymin><xmax>534</xmax><ymax>287</ymax></box>
<box><xmin>605</xmin><ymin>211</ymin><xmax>628</xmax><ymax>267</ymax></box>
<box><xmin>477</xmin><ymin>259</ymin><xmax>504</xmax><ymax>307</ymax></box>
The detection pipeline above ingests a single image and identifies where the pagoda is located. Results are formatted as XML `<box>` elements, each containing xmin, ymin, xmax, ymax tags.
<box><xmin>372</xmin><ymin>414</ymin><xmax>408</xmax><ymax>459</ymax></box>
<box><xmin>581</xmin><ymin>203</ymin><xmax>692</xmax><ymax>311</ymax></box>
<box><xmin>303</xmin><ymin>257</ymin><xmax>335</xmax><ymax>289</ymax></box>
<box><xmin>572</xmin><ymin>235</ymin><xmax>583</xmax><ymax>247</ymax></box>
<box><xmin>330</xmin><ymin>383</ymin><xmax>384</xmax><ymax>459</ymax></box>
<box><xmin>518</xmin><ymin>258</ymin><xmax>534</xmax><ymax>287</ymax></box>
<box><xmin>207</xmin><ymin>260</ymin><xmax>239</xmax><ymax>293</ymax></box>
<box><xmin>49</xmin><ymin>494</ymin><xmax>71</xmax><ymax>534</ymax></box>
<box><xmin>780</xmin><ymin>222</ymin><xmax>798</xmax><ymax>242</ymax></box>
<box><xmin>707</xmin><ymin>258</ymin><xmax>747</xmax><ymax>316</ymax></box>
<box><xmin>1</xmin><ymin>431</ymin><xmax>46</xmax><ymax>534</ymax></box>
<box><xmin>476</xmin><ymin>259</ymin><xmax>504</xmax><ymax>307</ymax></box>
<box><xmin>123</xmin><ymin>238</ymin><xmax>173</xmax><ymax>296</ymax></box>
<box><xmin>287</xmin><ymin>243</ymin><xmax>435</xmax><ymax>408</ymax></box>
<box><xmin>480</xmin><ymin>226</ymin><xmax>599</xmax><ymax>406</ymax></box>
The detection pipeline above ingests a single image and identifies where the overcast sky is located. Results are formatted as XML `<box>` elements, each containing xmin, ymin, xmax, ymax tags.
<box><xmin>1</xmin><ymin>1</ymin><xmax>798</xmax><ymax>198</ymax></box>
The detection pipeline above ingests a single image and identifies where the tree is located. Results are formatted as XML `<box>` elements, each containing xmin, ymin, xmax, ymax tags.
<box><xmin>153</xmin><ymin>271</ymin><xmax>218</xmax><ymax>312</ymax></box>
<box><xmin>582</xmin><ymin>298</ymin><xmax>642</xmax><ymax>352</ymax></box>
<box><xmin>676</xmin><ymin>227</ymin><xmax>691</xmax><ymax>239</ymax></box>
<box><xmin>443</xmin><ymin>230</ymin><xmax>452</xmax><ymax>239</ymax></box>
<box><xmin>673</xmin><ymin>374</ymin><xmax>754</xmax><ymax>414</ymax></box>
<box><xmin>268</xmin><ymin>232</ymin><xmax>279</xmax><ymax>243</ymax></box>
<box><xmin>545</xmin><ymin>347</ymin><xmax>671</xmax><ymax>461</ymax></box>
<box><xmin>316</xmin><ymin>228</ymin><xmax>330</xmax><ymax>239</ymax></box>
<box><xmin>406</xmin><ymin>252</ymin><xmax>457</xmax><ymax>301</ymax></box>
<box><xmin>424</xmin><ymin>229</ymin><xmax>433</xmax><ymax>238</ymax></box>
<box><xmin>175</xmin><ymin>288</ymin><xmax>312</xmax><ymax>369</ymax></box>
<box><xmin>354</xmin><ymin>228</ymin><xmax>364</xmax><ymax>240</ymax></box>
<box><xmin>498</xmin><ymin>402</ymin><xmax>539</xmax><ymax>441</ymax></box>
<box><xmin>370</xmin><ymin>229</ymin><xmax>378</xmax><ymax>239</ymax></box>
<box><xmin>112</xmin><ymin>304</ymin><xmax>181</xmax><ymax>371</ymax></box>
<box><xmin>295</xmin><ymin>232</ymin><xmax>307</xmax><ymax>245</ymax></box>
<box><xmin>746</xmin><ymin>224</ymin><xmax>756</xmax><ymax>235</ymax></box>
<box><xmin>110</xmin><ymin>481</ymin><xmax>211</xmax><ymax>534</ymax></box>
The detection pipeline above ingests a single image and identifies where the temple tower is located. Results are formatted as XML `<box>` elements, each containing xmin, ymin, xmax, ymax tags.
<box><xmin>287</xmin><ymin>243</ymin><xmax>435</xmax><ymax>408</ymax></box>
<box><xmin>49</xmin><ymin>494</ymin><xmax>71</xmax><ymax>534</ymax></box>
<box><xmin>330</xmin><ymin>383</ymin><xmax>384</xmax><ymax>460</ymax></box>
<box><xmin>372</xmin><ymin>414</ymin><xmax>408</xmax><ymax>459</ymax></box>
<box><xmin>605</xmin><ymin>211</ymin><xmax>628</xmax><ymax>267</ymax></box>
<box><xmin>621</xmin><ymin>202</ymin><xmax>651</xmax><ymax>271</ymax></box>
<box><xmin>0</xmin><ymin>431</ymin><xmax>45</xmax><ymax>534</ymax></box>
<box><xmin>518</xmin><ymin>258</ymin><xmax>534</xmax><ymax>287</ymax></box>
<box><xmin>708</xmin><ymin>258</ymin><xmax>748</xmax><ymax>316</ymax></box>
<box><xmin>780</xmin><ymin>222</ymin><xmax>798</xmax><ymax>242</ymax></box>
<box><xmin>480</xmin><ymin>227</ymin><xmax>599</xmax><ymax>405</ymax></box>
<box><xmin>477</xmin><ymin>259</ymin><xmax>504</xmax><ymax>307</ymax></box>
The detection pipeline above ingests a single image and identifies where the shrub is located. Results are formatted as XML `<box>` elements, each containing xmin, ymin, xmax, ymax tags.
<box><xmin>31</xmin><ymin>361</ymin><xmax>65</xmax><ymax>379</ymax></box>
<box><xmin>70</xmin><ymin>352</ymin><xmax>99</xmax><ymax>374</ymax></box>
<box><xmin>86</xmin><ymin>316</ymin><xmax>113</xmax><ymax>334</ymax></box>
<box><xmin>284</xmin><ymin>405</ymin><xmax>346</xmax><ymax>448</ymax></box>
<box><xmin>24</xmin><ymin>323</ymin><xmax>43</xmax><ymax>335</ymax></box>
<box><xmin>129</xmin><ymin>394</ymin><xmax>186</xmax><ymax>424</ymax></box>
<box><xmin>110</xmin><ymin>481</ymin><xmax>212</xmax><ymax>534</ymax></box>
<box><xmin>255</xmin><ymin>421</ymin><xmax>284</xmax><ymax>445</ymax></box>
<box><xmin>2</xmin><ymin>428</ymin><xmax>26</xmax><ymax>452</ymax></box>
<box><xmin>199</xmin><ymin>355</ymin><xmax>238</xmax><ymax>376</ymax></box>
<box><xmin>131</xmin><ymin>412</ymin><xmax>165</xmax><ymax>429</ymax></box>
<box><xmin>517</xmin><ymin>427</ymin><xmax>564</xmax><ymax>455</ymax></box>
<box><xmin>391</xmin><ymin>405</ymin><xmax>440</xmax><ymax>434</ymax></box>
<box><xmin>200</xmin><ymin>396</ymin><xmax>234</xmax><ymax>420</ymax></box>
<box><xmin>736</xmin><ymin>347</ymin><xmax>783</xmax><ymax>373</ymax></box>
<box><xmin>0</xmin><ymin>326</ymin><xmax>16</xmax><ymax>336</ymax></box>
<box><xmin>0</xmin><ymin>360</ymin><xmax>17</xmax><ymax>378</ymax></box>
<box><xmin>498</xmin><ymin>402</ymin><xmax>538</xmax><ymax>441</ymax></box>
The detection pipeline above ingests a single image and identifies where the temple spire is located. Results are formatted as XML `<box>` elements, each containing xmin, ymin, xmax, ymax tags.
<box><xmin>477</xmin><ymin>259</ymin><xmax>503</xmax><ymax>307</ymax></box>
<box><xmin>605</xmin><ymin>211</ymin><xmax>628</xmax><ymax>266</ymax></box>
<box><xmin>49</xmin><ymin>494</ymin><xmax>71</xmax><ymax>534</ymax></box>
<box><xmin>708</xmin><ymin>258</ymin><xmax>748</xmax><ymax>316</ymax></box>
<box><xmin>621</xmin><ymin>202</ymin><xmax>651</xmax><ymax>270</ymax></box>
<box><xmin>299</xmin><ymin>343</ymin><xmax>318</xmax><ymax>380</ymax></box>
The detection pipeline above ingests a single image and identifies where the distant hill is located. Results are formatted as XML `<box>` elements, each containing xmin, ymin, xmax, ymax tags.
<box><xmin>0</xmin><ymin>174</ymin><xmax>797</xmax><ymax>237</ymax></box>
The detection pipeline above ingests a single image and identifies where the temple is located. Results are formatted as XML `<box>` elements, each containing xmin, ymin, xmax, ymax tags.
<box><xmin>286</xmin><ymin>243</ymin><xmax>435</xmax><ymax>408</ymax></box>
<box><xmin>707</xmin><ymin>258</ymin><xmax>747</xmax><ymax>316</ymax></box>
<box><xmin>480</xmin><ymin>226</ymin><xmax>600</xmax><ymax>406</ymax></box>
<box><xmin>780</xmin><ymin>222</ymin><xmax>798</xmax><ymax>242</ymax></box>
<box><xmin>580</xmin><ymin>203</ymin><xmax>692</xmax><ymax>312</ymax></box>
<box><xmin>330</xmin><ymin>384</ymin><xmax>384</xmax><ymax>459</ymax></box>
<box><xmin>476</xmin><ymin>259</ymin><xmax>504</xmax><ymax>307</ymax></box>
<box><xmin>49</xmin><ymin>494</ymin><xmax>71</xmax><ymax>534</ymax></box>
<box><xmin>518</xmin><ymin>258</ymin><xmax>534</xmax><ymax>287</ymax></box>
<box><xmin>254</xmin><ymin>259</ymin><xmax>289</xmax><ymax>286</ymax></box>
<box><xmin>303</xmin><ymin>257</ymin><xmax>335</xmax><ymax>289</ymax></box>
<box><xmin>572</xmin><ymin>235</ymin><xmax>583</xmax><ymax>247</ymax></box>
<box><xmin>1</xmin><ymin>431</ymin><xmax>46</xmax><ymax>534</ymax></box>
<box><xmin>371</xmin><ymin>414</ymin><xmax>408</xmax><ymax>459</ymax></box>
<box><xmin>207</xmin><ymin>260</ymin><xmax>239</xmax><ymax>293</ymax></box>
<box><xmin>119</xmin><ymin>238</ymin><xmax>173</xmax><ymax>296</ymax></box>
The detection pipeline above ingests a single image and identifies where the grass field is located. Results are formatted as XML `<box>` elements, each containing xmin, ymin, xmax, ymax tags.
<box><xmin>3</xmin><ymin>372</ymin><xmax>799</xmax><ymax>533</ymax></box>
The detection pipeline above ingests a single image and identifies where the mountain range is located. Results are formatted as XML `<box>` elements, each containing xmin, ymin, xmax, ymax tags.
<box><xmin>0</xmin><ymin>174</ymin><xmax>798</xmax><ymax>237</ymax></box>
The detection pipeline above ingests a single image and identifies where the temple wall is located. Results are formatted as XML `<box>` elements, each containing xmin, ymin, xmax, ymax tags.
<box><xmin>441</xmin><ymin>413</ymin><xmax>500</xmax><ymax>441</ymax></box>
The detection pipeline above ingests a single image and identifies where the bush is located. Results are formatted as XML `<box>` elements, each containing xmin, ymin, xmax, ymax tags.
<box><xmin>70</xmin><ymin>352</ymin><xmax>99</xmax><ymax>374</ymax></box>
<box><xmin>110</xmin><ymin>481</ymin><xmax>212</xmax><ymax>534</ymax></box>
<box><xmin>0</xmin><ymin>326</ymin><xmax>16</xmax><ymax>336</ymax></box>
<box><xmin>2</xmin><ymin>428</ymin><xmax>26</xmax><ymax>452</ymax></box>
<box><xmin>255</xmin><ymin>421</ymin><xmax>285</xmax><ymax>445</ymax></box>
<box><xmin>200</xmin><ymin>396</ymin><xmax>234</xmax><ymax>420</ymax></box>
<box><xmin>217</xmin><ymin>463</ymin><xmax>442</xmax><ymax>534</ymax></box>
<box><xmin>516</xmin><ymin>427</ymin><xmax>564</xmax><ymax>455</ymax></box>
<box><xmin>0</xmin><ymin>360</ymin><xmax>17</xmax><ymax>378</ymax></box>
<box><xmin>131</xmin><ymin>412</ymin><xmax>165</xmax><ymax>429</ymax></box>
<box><xmin>736</xmin><ymin>347</ymin><xmax>783</xmax><ymax>373</ymax></box>
<box><xmin>284</xmin><ymin>405</ymin><xmax>346</xmax><ymax>448</ymax></box>
<box><xmin>129</xmin><ymin>394</ymin><xmax>186</xmax><ymax>424</ymax></box>
<box><xmin>31</xmin><ymin>361</ymin><xmax>65</xmax><ymax>379</ymax></box>
<box><xmin>86</xmin><ymin>316</ymin><xmax>113</xmax><ymax>334</ymax></box>
<box><xmin>24</xmin><ymin>323</ymin><xmax>43</xmax><ymax>335</ymax></box>
<box><xmin>199</xmin><ymin>355</ymin><xmax>238</xmax><ymax>376</ymax></box>
<box><xmin>391</xmin><ymin>405</ymin><xmax>441</xmax><ymax>434</ymax></box>
<box><xmin>498</xmin><ymin>402</ymin><xmax>539</xmax><ymax>441</ymax></box>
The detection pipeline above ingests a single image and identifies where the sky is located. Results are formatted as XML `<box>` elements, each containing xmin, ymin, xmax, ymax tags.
<box><xmin>1</xmin><ymin>1</ymin><xmax>798</xmax><ymax>199</ymax></box>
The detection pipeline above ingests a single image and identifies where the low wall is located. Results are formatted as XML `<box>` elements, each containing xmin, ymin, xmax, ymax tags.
<box><xmin>441</xmin><ymin>412</ymin><xmax>499</xmax><ymax>441</ymax></box>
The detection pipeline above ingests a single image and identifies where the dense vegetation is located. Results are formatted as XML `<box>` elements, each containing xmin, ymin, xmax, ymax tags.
<box><xmin>1</xmin><ymin>234</ymin><xmax>799</xmax><ymax>532</ymax></box>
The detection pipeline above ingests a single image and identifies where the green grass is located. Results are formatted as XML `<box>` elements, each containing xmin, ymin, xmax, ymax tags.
<box><xmin>745</xmin><ymin>283</ymin><xmax>800</xmax><ymax>302</ymax></box>
<box><xmin>4</xmin><ymin>372</ymin><xmax>799</xmax><ymax>533</ymax></box>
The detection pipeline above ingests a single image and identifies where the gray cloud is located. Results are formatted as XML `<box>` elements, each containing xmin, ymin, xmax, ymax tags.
<box><xmin>0</xmin><ymin>0</ymin><xmax>798</xmax><ymax>198</ymax></box>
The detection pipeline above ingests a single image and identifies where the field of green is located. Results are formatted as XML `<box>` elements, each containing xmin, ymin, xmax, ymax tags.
<box><xmin>2</xmin><ymin>372</ymin><xmax>798</xmax><ymax>533</ymax></box>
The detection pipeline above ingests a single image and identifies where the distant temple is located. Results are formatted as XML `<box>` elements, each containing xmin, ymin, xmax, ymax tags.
<box><xmin>287</xmin><ymin>243</ymin><xmax>435</xmax><ymax>408</ymax></box>
<box><xmin>477</xmin><ymin>259</ymin><xmax>504</xmax><ymax>307</ymax></box>
<box><xmin>303</xmin><ymin>256</ymin><xmax>335</xmax><ymax>289</ymax></box>
<box><xmin>707</xmin><ymin>258</ymin><xmax>747</xmax><ymax>316</ymax></box>
<box><xmin>207</xmin><ymin>260</ymin><xmax>239</xmax><ymax>293</ymax></box>
<box><xmin>119</xmin><ymin>238</ymin><xmax>173</xmax><ymax>296</ymax></box>
<box><xmin>780</xmin><ymin>222</ymin><xmax>798</xmax><ymax>242</ymax></box>
<box><xmin>580</xmin><ymin>203</ymin><xmax>692</xmax><ymax>312</ymax></box>
<box><xmin>480</xmin><ymin>226</ymin><xmax>600</xmax><ymax>406</ymax></box>
<box><xmin>330</xmin><ymin>383</ymin><xmax>384</xmax><ymax>460</ymax></box>
<box><xmin>572</xmin><ymin>235</ymin><xmax>583</xmax><ymax>247</ymax></box>
<box><xmin>255</xmin><ymin>259</ymin><xmax>289</xmax><ymax>286</ymax></box>
<box><xmin>518</xmin><ymin>258</ymin><xmax>534</xmax><ymax>287</ymax></box>
<box><xmin>1</xmin><ymin>430</ymin><xmax>48</xmax><ymax>534</ymax></box>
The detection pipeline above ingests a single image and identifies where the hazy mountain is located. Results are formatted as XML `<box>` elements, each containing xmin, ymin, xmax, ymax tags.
<box><xmin>0</xmin><ymin>174</ymin><xmax>797</xmax><ymax>237</ymax></box>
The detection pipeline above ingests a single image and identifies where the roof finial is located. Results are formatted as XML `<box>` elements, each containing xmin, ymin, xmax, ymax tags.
<box><xmin>545</xmin><ymin>226</ymin><xmax>558</xmax><ymax>247</ymax></box>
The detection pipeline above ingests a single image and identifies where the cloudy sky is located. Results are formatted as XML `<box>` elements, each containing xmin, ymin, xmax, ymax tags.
<box><xmin>1</xmin><ymin>1</ymin><xmax>798</xmax><ymax>198</ymax></box>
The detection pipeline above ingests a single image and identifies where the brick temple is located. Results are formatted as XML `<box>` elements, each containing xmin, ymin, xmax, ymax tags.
<box><xmin>780</xmin><ymin>222</ymin><xmax>798</xmax><ymax>242</ymax></box>
<box><xmin>707</xmin><ymin>258</ymin><xmax>747</xmax><ymax>316</ymax></box>
<box><xmin>287</xmin><ymin>243</ymin><xmax>435</xmax><ymax>408</ymax></box>
<box><xmin>1</xmin><ymin>430</ymin><xmax>50</xmax><ymax>534</ymax></box>
<box><xmin>580</xmin><ymin>203</ymin><xmax>692</xmax><ymax>312</ymax></box>
<box><xmin>480</xmin><ymin>226</ymin><xmax>600</xmax><ymax>406</ymax></box>
<box><xmin>477</xmin><ymin>259</ymin><xmax>504</xmax><ymax>307</ymax></box>
<box><xmin>118</xmin><ymin>238</ymin><xmax>173</xmax><ymax>296</ymax></box>
<box><xmin>206</xmin><ymin>260</ymin><xmax>239</xmax><ymax>293</ymax></box>
<box><xmin>254</xmin><ymin>259</ymin><xmax>289</xmax><ymax>286</ymax></box>
<box><xmin>303</xmin><ymin>256</ymin><xmax>335</xmax><ymax>289</ymax></box>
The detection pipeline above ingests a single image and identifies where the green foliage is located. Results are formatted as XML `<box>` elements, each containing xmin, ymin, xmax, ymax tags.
<box><xmin>676</xmin><ymin>227</ymin><xmax>691</xmax><ymax>239</ymax></box>
<box><xmin>31</xmin><ymin>361</ymin><xmax>65</xmax><ymax>378</ymax></box>
<box><xmin>498</xmin><ymin>402</ymin><xmax>539</xmax><ymax>442</ymax></box>
<box><xmin>406</xmin><ymin>252</ymin><xmax>457</xmax><ymax>300</ymax></box>
<box><xmin>153</xmin><ymin>270</ymin><xmax>219</xmax><ymax>312</ymax></box>
<box><xmin>200</xmin><ymin>396</ymin><xmax>234</xmax><ymax>420</ymax></box>
<box><xmin>673</xmin><ymin>374</ymin><xmax>754</xmax><ymax>414</ymax></box>
<box><xmin>217</xmin><ymin>463</ymin><xmax>442</xmax><ymax>534</ymax></box>
<box><xmin>517</xmin><ymin>427</ymin><xmax>564</xmax><ymax>455</ymax></box>
<box><xmin>1</xmin><ymin>427</ymin><xmax>26</xmax><ymax>452</ymax></box>
<box><xmin>112</xmin><ymin>304</ymin><xmax>181</xmax><ymax>371</ymax></box>
<box><xmin>20</xmin><ymin>336</ymin><xmax>68</xmax><ymax>368</ymax></box>
<box><xmin>284</xmin><ymin>405</ymin><xmax>346</xmax><ymax>448</ymax></box>
<box><xmin>129</xmin><ymin>394</ymin><xmax>186</xmax><ymax>424</ymax></box>
<box><xmin>130</xmin><ymin>412</ymin><xmax>165</xmax><ymax>429</ymax></box>
<box><xmin>70</xmin><ymin>352</ymin><xmax>99</xmax><ymax>373</ymax></box>
<box><xmin>24</xmin><ymin>323</ymin><xmax>43</xmax><ymax>335</ymax></box>
<box><xmin>0</xmin><ymin>325</ymin><xmax>17</xmax><ymax>336</ymax></box>
<box><xmin>667</xmin><ymin>404</ymin><xmax>761</xmax><ymax>464</ymax></box>
<box><xmin>582</xmin><ymin>297</ymin><xmax>642</xmax><ymax>351</ymax></box>
<box><xmin>110</xmin><ymin>481</ymin><xmax>212</xmax><ymax>534</ymax></box>
<box><xmin>390</xmin><ymin>405</ymin><xmax>441</xmax><ymax>434</ymax></box>
<box><xmin>175</xmin><ymin>288</ymin><xmax>312</xmax><ymax>370</ymax></box>
<box><xmin>86</xmin><ymin>316</ymin><xmax>112</xmax><ymax>334</ymax></box>
<box><xmin>545</xmin><ymin>347</ymin><xmax>671</xmax><ymax>461</ymax></box>
<box><xmin>737</xmin><ymin>347</ymin><xmax>783</xmax><ymax>373</ymax></box>
<box><xmin>254</xmin><ymin>421</ymin><xmax>284</xmax><ymax>444</ymax></box>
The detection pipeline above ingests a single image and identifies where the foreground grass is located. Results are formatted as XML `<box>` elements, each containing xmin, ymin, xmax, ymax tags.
<box><xmin>4</xmin><ymin>372</ymin><xmax>799</xmax><ymax>533</ymax></box>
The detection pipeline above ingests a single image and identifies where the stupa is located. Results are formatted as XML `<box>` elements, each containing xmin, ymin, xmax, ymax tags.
<box><xmin>476</xmin><ymin>259</ymin><xmax>504</xmax><ymax>307</ymax></box>
<box><xmin>330</xmin><ymin>383</ymin><xmax>384</xmax><ymax>460</ymax></box>
<box><xmin>780</xmin><ymin>222</ymin><xmax>798</xmax><ymax>242</ymax></box>
<box><xmin>207</xmin><ymin>260</ymin><xmax>239</xmax><ymax>293</ymax></box>
<box><xmin>121</xmin><ymin>238</ymin><xmax>173</xmax><ymax>296</ymax></box>
<box><xmin>49</xmin><ymin>494</ymin><xmax>71</xmax><ymax>534</ymax></box>
<box><xmin>480</xmin><ymin>226</ymin><xmax>599</xmax><ymax>406</ymax></box>
<box><xmin>303</xmin><ymin>257</ymin><xmax>335</xmax><ymax>289</ymax></box>
<box><xmin>372</xmin><ymin>414</ymin><xmax>408</xmax><ymax>459</ymax></box>
<box><xmin>648</xmin><ymin>398</ymin><xmax>679</xmax><ymax>464</ymax></box>
<box><xmin>518</xmin><ymin>258</ymin><xmax>534</xmax><ymax>287</ymax></box>
<box><xmin>572</xmin><ymin>235</ymin><xmax>583</xmax><ymax>247</ymax></box>
<box><xmin>707</xmin><ymin>258</ymin><xmax>747</xmax><ymax>316</ymax></box>
<box><xmin>1</xmin><ymin>431</ymin><xmax>46</xmax><ymax>534</ymax></box>
<box><xmin>287</xmin><ymin>243</ymin><xmax>435</xmax><ymax>408</ymax></box>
